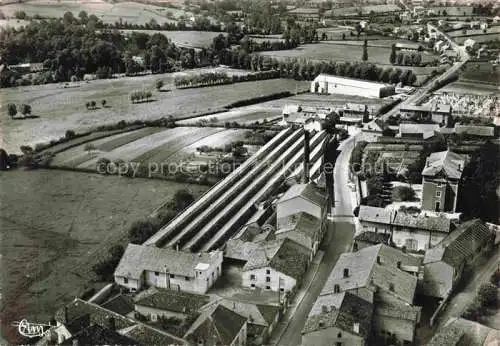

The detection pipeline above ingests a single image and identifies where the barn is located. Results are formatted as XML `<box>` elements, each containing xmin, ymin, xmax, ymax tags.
<box><xmin>311</xmin><ymin>74</ymin><xmax>395</xmax><ymax>98</ymax></box>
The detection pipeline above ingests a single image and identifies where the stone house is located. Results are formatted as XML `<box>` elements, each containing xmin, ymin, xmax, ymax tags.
<box><xmin>114</xmin><ymin>244</ymin><xmax>223</xmax><ymax>294</ymax></box>
<box><xmin>242</xmin><ymin>238</ymin><xmax>310</xmax><ymax>294</ymax></box>
<box><xmin>319</xmin><ymin>244</ymin><xmax>422</xmax><ymax>344</ymax></box>
<box><xmin>276</xmin><ymin>183</ymin><xmax>328</xmax><ymax>221</ymax></box>
<box><xmin>302</xmin><ymin>292</ymin><xmax>374</xmax><ymax>346</ymax></box>
<box><xmin>184</xmin><ymin>304</ymin><xmax>247</xmax><ymax>346</ymax></box>
<box><xmin>421</xmin><ymin>150</ymin><xmax>465</xmax><ymax>213</ymax></box>
<box><xmin>422</xmin><ymin>219</ymin><xmax>494</xmax><ymax>299</ymax></box>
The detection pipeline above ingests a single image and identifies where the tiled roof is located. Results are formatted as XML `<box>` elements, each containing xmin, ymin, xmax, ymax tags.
<box><xmin>354</xmin><ymin>231</ymin><xmax>391</xmax><ymax>244</ymax></box>
<box><xmin>375</xmin><ymin>299</ymin><xmax>421</xmax><ymax>321</ymax></box>
<box><xmin>134</xmin><ymin>288</ymin><xmax>209</xmax><ymax>314</ymax></box>
<box><xmin>114</xmin><ymin>244</ymin><xmax>221</xmax><ymax>280</ymax></box>
<box><xmin>101</xmin><ymin>294</ymin><xmax>134</xmax><ymax>316</ymax></box>
<box><xmin>184</xmin><ymin>304</ymin><xmax>246</xmax><ymax>345</ymax></box>
<box><xmin>60</xmin><ymin>324</ymin><xmax>137</xmax><ymax>346</ymax></box>
<box><xmin>392</xmin><ymin>212</ymin><xmax>452</xmax><ymax>233</ymax></box>
<box><xmin>455</xmin><ymin>125</ymin><xmax>495</xmax><ymax>137</ymax></box>
<box><xmin>424</xmin><ymin>219</ymin><xmax>492</xmax><ymax>269</ymax></box>
<box><xmin>55</xmin><ymin>298</ymin><xmax>188</xmax><ymax>345</ymax></box>
<box><xmin>421</xmin><ymin>150</ymin><xmax>465</xmax><ymax>179</ymax></box>
<box><xmin>321</xmin><ymin>245</ymin><xmax>420</xmax><ymax>304</ymax></box>
<box><xmin>278</xmin><ymin>183</ymin><xmax>327</xmax><ymax>209</ymax></box>
<box><xmin>202</xmin><ymin>299</ymin><xmax>279</xmax><ymax>327</ymax></box>
<box><xmin>303</xmin><ymin>292</ymin><xmax>373</xmax><ymax>337</ymax></box>
<box><xmin>224</xmin><ymin>239</ymin><xmax>261</xmax><ymax>261</ymax></box>
<box><xmin>358</xmin><ymin>205</ymin><xmax>392</xmax><ymax>224</ymax></box>
<box><xmin>243</xmin><ymin>238</ymin><xmax>310</xmax><ymax>280</ymax></box>
<box><xmin>428</xmin><ymin>317</ymin><xmax>499</xmax><ymax>346</ymax></box>
<box><xmin>276</xmin><ymin>211</ymin><xmax>321</xmax><ymax>247</ymax></box>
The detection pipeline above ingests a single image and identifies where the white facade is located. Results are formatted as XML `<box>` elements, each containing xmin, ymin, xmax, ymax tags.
<box><xmin>242</xmin><ymin>267</ymin><xmax>296</xmax><ymax>293</ymax></box>
<box><xmin>311</xmin><ymin>74</ymin><xmax>395</xmax><ymax>99</ymax></box>
<box><xmin>277</xmin><ymin>196</ymin><xmax>322</xmax><ymax>220</ymax></box>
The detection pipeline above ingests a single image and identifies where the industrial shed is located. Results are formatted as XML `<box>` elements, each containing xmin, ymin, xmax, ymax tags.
<box><xmin>311</xmin><ymin>74</ymin><xmax>395</xmax><ymax>98</ymax></box>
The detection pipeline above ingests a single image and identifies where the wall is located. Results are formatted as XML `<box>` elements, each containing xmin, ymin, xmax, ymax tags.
<box><xmin>242</xmin><ymin>267</ymin><xmax>296</xmax><ymax>293</ymax></box>
<box><xmin>301</xmin><ymin>326</ymin><xmax>366</xmax><ymax>346</ymax></box>
<box><xmin>275</xmin><ymin>231</ymin><xmax>315</xmax><ymax>259</ymax></box>
<box><xmin>422</xmin><ymin>178</ymin><xmax>459</xmax><ymax>212</ymax></box>
<box><xmin>277</xmin><ymin>197</ymin><xmax>322</xmax><ymax>220</ymax></box>
<box><xmin>373</xmin><ymin>313</ymin><xmax>417</xmax><ymax>344</ymax></box>
<box><xmin>359</xmin><ymin>220</ymin><xmax>392</xmax><ymax>235</ymax></box>
<box><xmin>134</xmin><ymin>304</ymin><xmax>187</xmax><ymax>321</ymax></box>
<box><xmin>422</xmin><ymin>262</ymin><xmax>454</xmax><ymax>299</ymax></box>
<box><xmin>231</xmin><ymin>322</ymin><xmax>247</xmax><ymax>346</ymax></box>
<box><xmin>114</xmin><ymin>275</ymin><xmax>141</xmax><ymax>292</ymax></box>
<box><xmin>346</xmin><ymin>287</ymin><xmax>376</xmax><ymax>304</ymax></box>
<box><xmin>391</xmin><ymin>228</ymin><xmax>447</xmax><ymax>252</ymax></box>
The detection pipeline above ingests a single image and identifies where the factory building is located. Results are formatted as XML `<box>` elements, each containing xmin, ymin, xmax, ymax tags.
<box><xmin>311</xmin><ymin>74</ymin><xmax>395</xmax><ymax>98</ymax></box>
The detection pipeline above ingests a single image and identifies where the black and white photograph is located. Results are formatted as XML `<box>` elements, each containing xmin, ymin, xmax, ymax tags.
<box><xmin>0</xmin><ymin>0</ymin><xmax>499</xmax><ymax>344</ymax></box>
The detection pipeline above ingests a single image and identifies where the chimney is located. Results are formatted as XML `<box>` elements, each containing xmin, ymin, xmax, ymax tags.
<box><xmin>64</xmin><ymin>306</ymin><xmax>69</xmax><ymax>324</ymax></box>
<box><xmin>72</xmin><ymin>338</ymin><xmax>79</xmax><ymax>346</ymax></box>
<box><xmin>458</xmin><ymin>163</ymin><xmax>462</xmax><ymax>171</ymax></box>
<box><xmin>302</xmin><ymin>130</ymin><xmax>310</xmax><ymax>184</ymax></box>
<box><xmin>107</xmin><ymin>316</ymin><xmax>115</xmax><ymax>331</ymax></box>
<box><xmin>353</xmin><ymin>322</ymin><xmax>360</xmax><ymax>334</ymax></box>
<box><xmin>343</xmin><ymin>268</ymin><xmax>349</xmax><ymax>278</ymax></box>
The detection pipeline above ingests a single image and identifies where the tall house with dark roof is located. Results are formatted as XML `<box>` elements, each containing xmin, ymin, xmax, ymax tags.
<box><xmin>422</xmin><ymin>219</ymin><xmax>494</xmax><ymax>299</ymax></box>
<box><xmin>114</xmin><ymin>244</ymin><xmax>223</xmax><ymax>294</ymax></box>
<box><xmin>421</xmin><ymin>150</ymin><xmax>465</xmax><ymax>213</ymax></box>
<box><xmin>319</xmin><ymin>244</ymin><xmax>422</xmax><ymax>344</ymax></box>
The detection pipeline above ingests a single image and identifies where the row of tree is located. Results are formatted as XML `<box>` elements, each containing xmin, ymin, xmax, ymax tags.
<box><xmin>389</xmin><ymin>45</ymin><xmax>423</xmax><ymax>66</ymax></box>
<box><xmin>7</xmin><ymin>103</ymin><xmax>32</xmax><ymax>119</ymax></box>
<box><xmin>130</xmin><ymin>90</ymin><xmax>153</xmax><ymax>103</ymax></box>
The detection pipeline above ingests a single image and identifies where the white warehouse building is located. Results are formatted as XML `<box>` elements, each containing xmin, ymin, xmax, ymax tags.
<box><xmin>311</xmin><ymin>74</ymin><xmax>395</xmax><ymax>98</ymax></box>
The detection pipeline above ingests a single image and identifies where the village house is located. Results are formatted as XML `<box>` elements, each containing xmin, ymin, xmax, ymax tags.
<box><xmin>356</xmin><ymin>205</ymin><xmax>454</xmax><ymax>252</ymax></box>
<box><xmin>276</xmin><ymin>183</ymin><xmax>328</xmax><ymax>222</ymax></box>
<box><xmin>242</xmin><ymin>237</ymin><xmax>310</xmax><ymax>293</ymax></box>
<box><xmin>312</xmin><ymin>244</ymin><xmax>422</xmax><ymax>344</ymax></box>
<box><xmin>201</xmin><ymin>299</ymin><xmax>280</xmax><ymax>345</ymax></box>
<box><xmin>399</xmin><ymin>103</ymin><xmax>451</xmax><ymax>125</ymax></box>
<box><xmin>114</xmin><ymin>244</ymin><xmax>223</xmax><ymax>293</ymax></box>
<box><xmin>341</xmin><ymin>103</ymin><xmax>371</xmax><ymax>124</ymax></box>
<box><xmin>302</xmin><ymin>292</ymin><xmax>374</xmax><ymax>346</ymax></box>
<box><xmin>36</xmin><ymin>298</ymin><xmax>188</xmax><ymax>345</ymax></box>
<box><xmin>276</xmin><ymin>211</ymin><xmax>324</xmax><ymax>260</ymax></box>
<box><xmin>279</xmin><ymin>113</ymin><xmax>323</xmax><ymax>132</ymax></box>
<box><xmin>422</xmin><ymin>219</ymin><xmax>494</xmax><ymax>299</ymax></box>
<box><xmin>184</xmin><ymin>304</ymin><xmax>247</xmax><ymax>346</ymax></box>
<box><xmin>133</xmin><ymin>287</ymin><xmax>209</xmax><ymax>321</ymax></box>
<box><xmin>421</xmin><ymin>150</ymin><xmax>465</xmax><ymax>213</ymax></box>
<box><xmin>464</xmin><ymin>38</ymin><xmax>478</xmax><ymax>50</ymax></box>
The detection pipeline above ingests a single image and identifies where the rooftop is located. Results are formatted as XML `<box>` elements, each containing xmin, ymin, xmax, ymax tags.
<box><xmin>134</xmin><ymin>288</ymin><xmax>210</xmax><ymax>314</ymax></box>
<box><xmin>201</xmin><ymin>299</ymin><xmax>279</xmax><ymax>327</ymax></box>
<box><xmin>421</xmin><ymin>150</ymin><xmax>466</xmax><ymax>180</ymax></box>
<box><xmin>358</xmin><ymin>205</ymin><xmax>393</xmax><ymax>224</ymax></box>
<box><xmin>424</xmin><ymin>219</ymin><xmax>492</xmax><ymax>269</ymax></box>
<box><xmin>184</xmin><ymin>304</ymin><xmax>247</xmax><ymax>345</ymax></box>
<box><xmin>313</xmin><ymin>74</ymin><xmax>392</xmax><ymax>90</ymax></box>
<box><xmin>243</xmin><ymin>238</ymin><xmax>310</xmax><ymax>280</ymax></box>
<box><xmin>303</xmin><ymin>292</ymin><xmax>373</xmax><ymax>337</ymax></box>
<box><xmin>455</xmin><ymin>125</ymin><xmax>495</xmax><ymax>137</ymax></box>
<box><xmin>428</xmin><ymin>317</ymin><xmax>500</xmax><ymax>346</ymax></box>
<box><xmin>114</xmin><ymin>244</ymin><xmax>221</xmax><ymax>280</ymax></box>
<box><xmin>278</xmin><ymin>183</ymin><xmax>327</xmax><ymax>209</ymax></box>
<box><xmin>354</xmin><ymin>231</ymin><xmax>391</xmax><ymax>245</ymax></box>
<box><xmin>276</xmin><ymin>211</ymin><xmax>321</xmax><ymax>239</ymax></box>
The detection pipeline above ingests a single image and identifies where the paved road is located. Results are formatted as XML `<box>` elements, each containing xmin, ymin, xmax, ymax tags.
<box><xmin>437</xmin><ymin>246</ymin><xmax>500</xmax><ymax>329</ymax></box>
<box><xmin>271</xmin><ymin>135</ymin><xmax>358</xmax><ymax>345</ymax></box>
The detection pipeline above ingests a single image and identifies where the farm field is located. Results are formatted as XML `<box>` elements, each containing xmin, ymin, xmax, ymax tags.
<box><xmin>259</xmin><ymin>42</ymin><xmax>437</xmax><ymax>64</ymax></box>
<box><xmin>0</xmin><ymin>75</ymin><xmax>308</xmax><ymax>154</ymax></box>
<box><xmin>454</xmin><ymin>33</ymin><xmax>500</xmax><ymax>44</ymax></box>
<box><xmin>49</xmin><ymin>127</ymin><xmax>250</xmax><ymax>175</ymax></box>
<box><xmin>0</xmin><ymin>169</ymin><xmax>209</xmax><ymax>344</ymax></box>
<box><xmin>447</xmin><ymin>26</ymin><xmax>500</xmax><ymax>38</ymax></box>
<box><xmin>328</xmin><ymin>4</ymin><xmax>401</xmax><ymax>15</ymax></box>
<box><xmin>0</xmin><ymin>0</ymin><xmax>181</xmax><ymax>25</ymax></box>
<box><xmin>459</xmin><ymin>62</ymin><xmax>500</xmax><ymax>85</ymax></box>
<box><xmin>439</xmin><ymin>81</ymin><xmax>499</xmax><ymax>95</ymax></box>
<box><xmin>177</xmin><ymin>106</ymin><xmax>283</xmax><ymax>126</ymax></box>
<box><xmin>120</xmin><ymin>30</ymin><xmax>224</xmax><ymax>48</ymax></box>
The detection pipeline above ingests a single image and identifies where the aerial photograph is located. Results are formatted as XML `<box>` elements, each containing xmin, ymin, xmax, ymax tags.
<box><xmin>0</xmin><ymin>0</ymin><xmax>498</xmax><ymax>344</ymax></box>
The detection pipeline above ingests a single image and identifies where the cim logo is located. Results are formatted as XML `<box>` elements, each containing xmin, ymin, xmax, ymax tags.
<box><xmin>12</xmin><ymin>319</ymin><xmax>53</xmax><ymax>338</ymax></box>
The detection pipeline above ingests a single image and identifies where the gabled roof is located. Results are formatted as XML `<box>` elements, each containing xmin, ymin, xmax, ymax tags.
<box><xmin>321</xmin><ymin>244</ymin><xmax>421</xmax><ymax>304</ymax></box>
<box><xmin>421</xmin><ymin>150</ymin><xmax>465</xmax><ymax>180</ymax></box>
<box><xmin>399</xmin><ymin>124</ymin><xmax>439</xmax><ymax>139</ymax></box>
<box><xmin>55</xmin><ymin>298</ymin><xmax>188</xmax><ymax>345</ymax></box>
<box><xmin>424</xmin><ymin>219</ymin><xmax>492</xmax><ymax>269</ymax></box>
<box><xmin>184</xmin><ymin>304</ymin><xmax>247</xmax><ymax>345</ymax></box>
<box><xmin>60</xmin><ymin>324</ymin><xmax>137</xmax><ymax>346</ymax></box>
<box><xmin>224</xmin><ymin>239</ymin><xmax>262</xmax><ymax>261</ymax></box>
<box><xmin>101</xmin><ymin>294</ymin><xmax>134</xmax><ymax>316</ymax></box>
<box><xmin>354</xmin><ymin>231</ymin><xmax>391</xmax><ymax>245</ymax></box>
<box><xmin>243</xmin><ymin>238</ymin><xmax>310</xmax><ymax>280</ymax></box>
<box><xmin>428</xmin><ymin>317</ymin><xmax>500</xmax><ymax>346</ymax></box>
<box><xmin>276</xmin><ymin>211</ymin><xmax>321</xmax><ymax>240</ymax></box>
<box><xmin>201</xmin><ymin>299</ymin><xmax>279</xmax><ymax>327</ymax></box>
<box><xmin>134</xmin><ymin>288</ymin><xmax>209</xmax><ymax>314</ymax></box>
<box><xmin>114</xmin><ymin>244</ymin><xmax>221</xmax><ymax>280</ymax></box>
<box><xmin>278</xmin><ymin>183</ymin><xmax>327</xmax><ymax>209</ymax></box>
<box><xmin>303</xmin><ymin>292</ymin><xmax>373</xmax><ymax>337</ymax></box>
<box><xmin>392</xmin><ymin>211</ymin><xmax>452</xmax><ymax>233</ymax></box>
